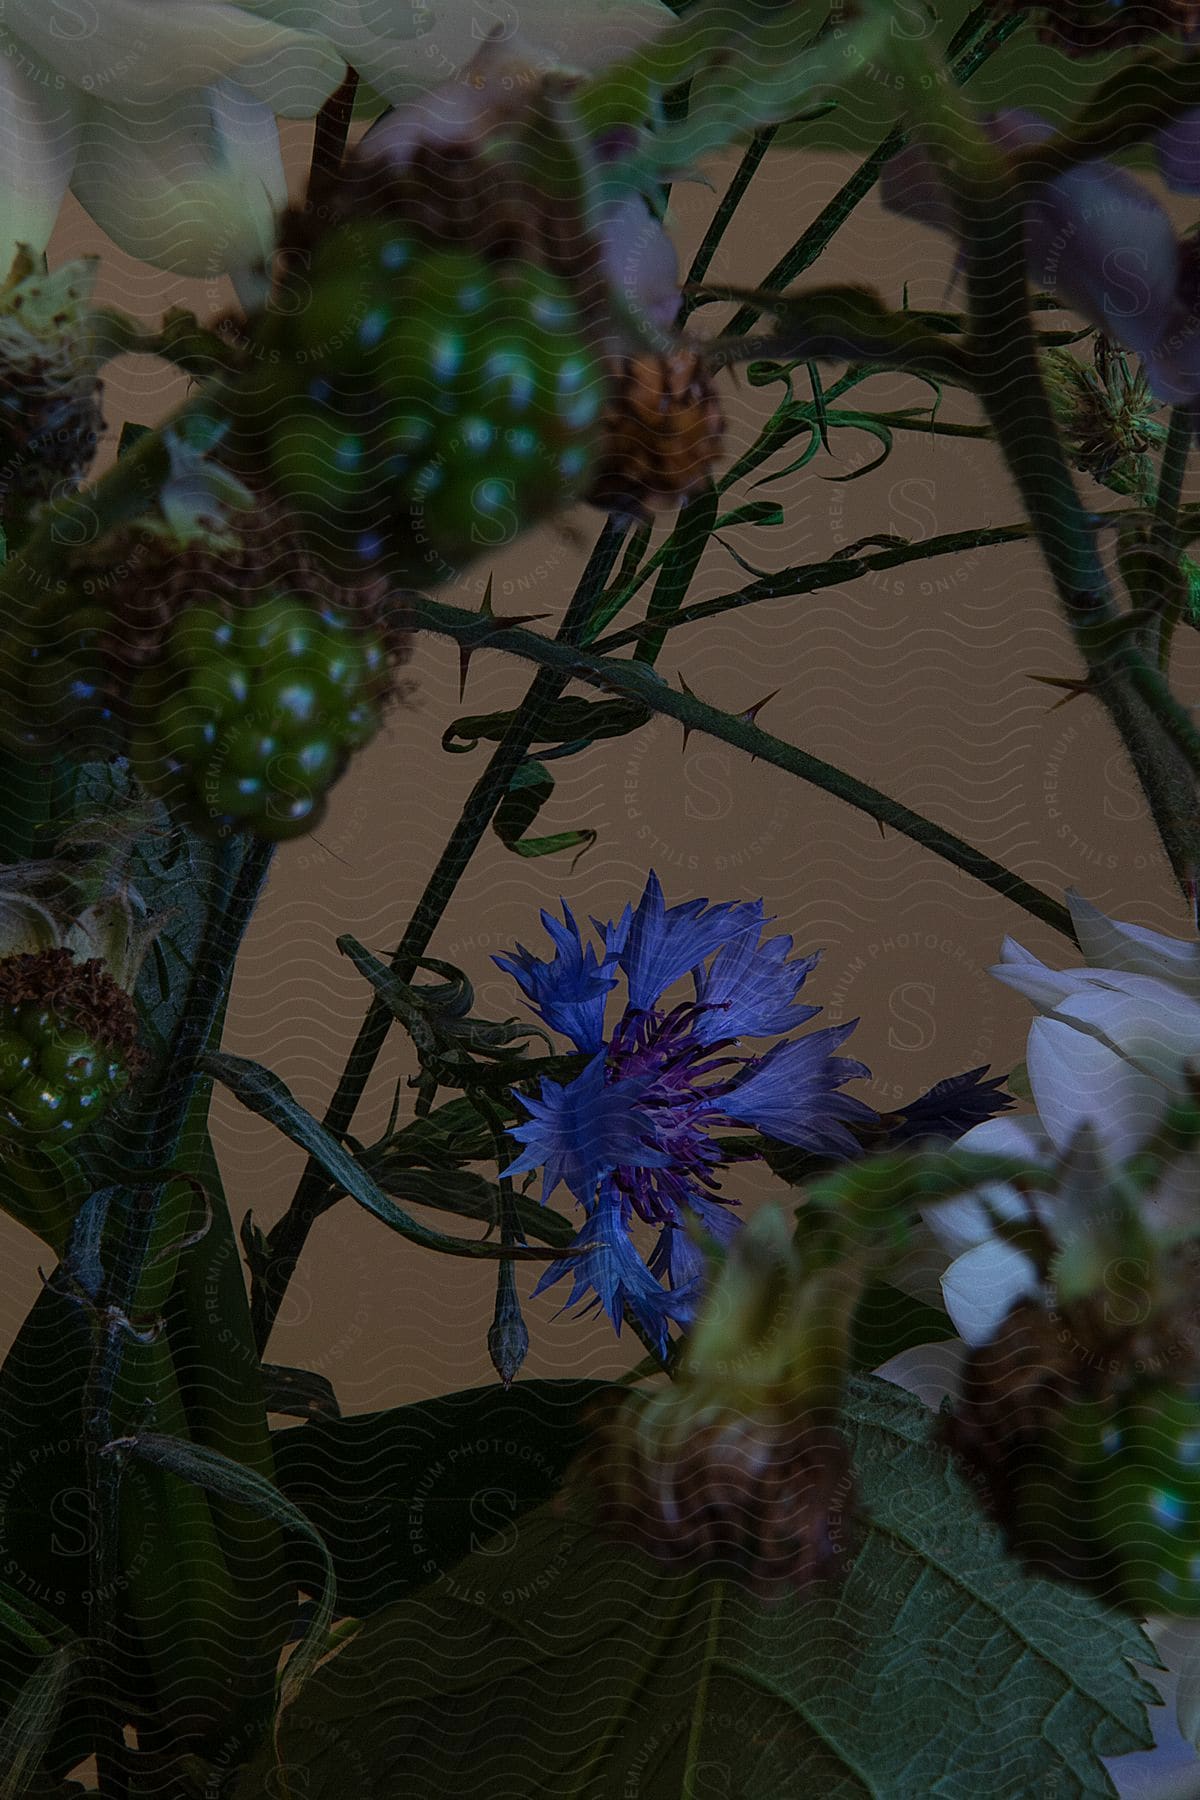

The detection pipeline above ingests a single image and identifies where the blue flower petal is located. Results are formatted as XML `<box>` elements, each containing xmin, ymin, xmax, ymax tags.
<box><xmin>724</xmin><ymin>1022</ymin><xmax>877</xmax><ymax>1153</ymax></box>
<box><xmin>647</xmin><ymin>1193</ymin><xmax>739</xmax><ymax>1307</ymax></box>
<box><xmin>693</xmin><ymin>927</ymin><xmax>822</xmax><ymax>1044</ymax></box>
<box><xmin>617</xmin><ymin>869</ymin><xmax>763</xmax><ymax>1012</ymax></box>
<box><xmin>533</xmin><ymin>1179</ymin><xmax>687</xmax><ymax>1354</ymax></box>
<box><xmin>494</xmin><ymin>899</ymin><xmax>617</xmax><ymax>1051</ymax></box>
<box><xmin>503</xmin><ymin>1052</ymin><xmax>670</xmax><ymax>1205</ymax></box>
<box><xmin>886</xmin><ymin>1065</ymin><xmax>1015</xmax><ymax>1146</ymax></box>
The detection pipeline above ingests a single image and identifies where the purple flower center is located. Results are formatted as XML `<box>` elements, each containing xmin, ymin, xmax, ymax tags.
<box><xmin>605</xmin><ymin>1001</ymin><xmax>747</xmax><ymax>1226</ymax></box>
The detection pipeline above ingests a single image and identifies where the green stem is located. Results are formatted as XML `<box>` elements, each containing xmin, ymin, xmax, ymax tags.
<box><xmin>1145</xmin><ymin>406</ymin><xmax>1195</xmax><ymax>673</ymax></box>
<box><xmin>711</xmin><ymin>4</ymin><xmax>1025</xmax><ymax>339</ymax></box>
<box><xmin>593</xmin><ymin>521</ymin><xmax>1035</xmax><ymax>653</ymax></box>
<box><xmin>250</xmin><ymin>521</ymin><xmax>627</xmax><ymax>1355</ymax></box>
<box><xmin>83</xmin><ymin>838</ymin><xmax>272</xmax><ymax>1758</ymax></box>
<box><xmin>678</xmin><ymin>128</ymin><xmax>778</xmax><ymax>320</ymax></box>
<box><xmin>1155</xmin><ymin>404</ymin><xmax>1193</xmax><ymax>544</ymax></box>
<box><xmin>406</xmin><ymin>595</ymin><xmax>1074</xmax><ymax>940</ymax></box>
<box><xmin>939</xmin><ymin>109</ymin><xmax>1200</xmax><ymax>893</ymax></box>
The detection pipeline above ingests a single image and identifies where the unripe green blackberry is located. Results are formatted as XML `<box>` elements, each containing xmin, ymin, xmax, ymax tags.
<box><xmin>128</xmin><ymin>589</ymin><xmax>391</xmax><ymax>840</ymax></box>
<box><xmin>0</xmin><ymin>948</ymin><xmax>138</xmax><ymax>1144</ymax></box>
<box><xmin>250</xmin><ymin>224</ymin><xmax>607</xmax><ymax>585</ymax></box>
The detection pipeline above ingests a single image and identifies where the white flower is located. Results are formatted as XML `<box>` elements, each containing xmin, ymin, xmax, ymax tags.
<box><xmin>927</xmin><ymin>891</ymin><xmax>1200</xmax><ymax>1345</ymax></box>
<box><xmin>0</xmin><ymin>0</ymin><xmax>346</xmax><ymax>278</ymax></box>
<box><xmin>246</xmin><ymin>1</ymin><xmax>676</xmax><ymax>108</ymax></box>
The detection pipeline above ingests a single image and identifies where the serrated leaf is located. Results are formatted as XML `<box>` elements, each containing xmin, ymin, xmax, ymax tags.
<box><xmin>269</xmin><ymin>1379</ymin><xmax>615</xmax><ymax>1620</ymax></box>
<box><xmin>239</xmin><ymin>1375</ymin><xmax>1157</xmax><ymax>1799</ymax></box>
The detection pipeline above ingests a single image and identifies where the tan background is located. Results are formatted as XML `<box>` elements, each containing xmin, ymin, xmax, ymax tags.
<box><xmin>2</xmin><ymin>126</ymin><xmax>1197</xmax><ymax>1413</ymax></box>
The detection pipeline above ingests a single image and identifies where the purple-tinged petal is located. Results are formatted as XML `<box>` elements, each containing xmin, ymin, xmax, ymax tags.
<box><xmin>619</xmin><ymin>869</ymin><xmax>762</xmax><ymax>1012</ymax></box>
<box><xmin>693</xmin><ymin>929</ymin><xmax>821</xmax><ymax>1045</ymax></box>
<box><xmin>724</xmin><ymin>1022</ymin><xmax>876</xmax><ymax>1154</ymax></box>
<box><xmin>600</xmin><ymin>192</ymin><xmax>681</xmax><ymax>334</ymax></box>
<box><xmin>1156</xmin><ymin>109</ymin><xmax>1200</xmax><ymax>194</ymax></box>
<box><xmin>984</xmin><ymin>108</ymin><xmax>1056</xmax><ymax>153</ymax></box>
<box><xmin>1025</xmin><ymin>162</ymin><xmax>1181</xmax><ymax>358</ymax></box>
<box><xmin>880</xmin><ymin>140</ymin><xmax>956</xmax><ymax>235</ymax></box>
<box><xmin>880</xmin><ymin>113</ymin><xmax>1051</xmax><ymax>239</ymax></box>
<box><xmin>533</xmin><ymin>1180</ymin><xmax>687</xmax><ymax>1353</ymax></box>
<box><xmin>494</xmin><ymin>900</ymin><xmax>617</xmax><ymax>1051</ymax></box>
<box><xmin>503</xmin><ymin>1053</ymin><xmax>670</xmax><ymax>1205</ymax></box>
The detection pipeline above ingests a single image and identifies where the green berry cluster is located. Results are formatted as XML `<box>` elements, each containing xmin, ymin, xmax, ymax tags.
<box><xmin>0</xmin><ymin>999</ymin><xmax>129</xmax><ymax>1143</ymax></box>
<box><xmin>251</xmin><ymin>222</ymin><xmax>607</xmax><ymax>583</ymax></box>
<box><xmin>1016</xmin><ymin>1388</ymin><xmax>1200</xmax><ymax>1615</ymax></box>
<box><xmin>129</xmin><ymin>591</ymin><xmax>390</xmax><ymax>840</ymax></box>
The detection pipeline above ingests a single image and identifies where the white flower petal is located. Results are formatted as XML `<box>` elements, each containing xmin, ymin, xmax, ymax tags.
<box><xmin>0</xmin><ymin>55</ymin><xmax>79</xmax><ymax>269</ymax></box>
<box><xmin>991</xmin><ymin>936</ymin><xmax>1088</xmax><ymax>1011</ymax></box>
<box><xmin>923</xmin><ymin>1180</ymin><xmax>1032</xmax><ymax>1258</ymax></box>
<box><xmin>922</xmin><ymin>1114</ymin><xmax>1054</xmax><ymax>1257</ymax></box>
<box><xmin>1026</xmin><ymin>982</ymin><xmax>1200</xmax><ymax>1161</ymax></box>
<box><xmin>251</xmin><ymin>0</ymin><xmax>674</xmax><ymax>106</ymax></box>
<box><xmin>874</xmin><ymin>1339</ymin><xmax>967</xmax><ymax>1408</ymax></box>
<box><xmin>956</xmin><ymin>1113</ymin><xmax>1055</xmax><ymax>1161</ymax></box>
<box><xmin>70</xmin><ymin>81</ymin><xmax>287</xmax><ymax>279</ymax></box>
<box><xmin>1067</xmin><ymin>890</ymin><xmax>1200</xmax><ymax>1000</ymax></box>
<box><xmin>6</xmin><ymin>1</ymin><xmax>344</xmax><ymax>114</ymax></box>
<box><xmin>941</xmin><ymin>1240</ymin><xmax>1038</xmax><ymax>1347</ymax></box>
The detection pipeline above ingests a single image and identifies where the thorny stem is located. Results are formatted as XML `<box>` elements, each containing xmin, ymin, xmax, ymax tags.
<box><xmin>250</xmin><ymin>523</ymin><xmax>627</xmax><ymax>1353</ymax></box>
<box><xmin>940</xmin><ymin>105</ymin><xmax>1200</xmax><ymax>895</ymax></box>
<box><xmin>403</xmin><ymin>594</ymin><xmax>1075</xmax><ymax>941</ymax></box>
<box><xmin>711</xmin><ymin>4</ymin><xmax>1027</xmax><ymax>339</ymax></box>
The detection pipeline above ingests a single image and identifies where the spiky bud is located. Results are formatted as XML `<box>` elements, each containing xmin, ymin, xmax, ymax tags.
<box><xmin>573</xmin><ymin>1207</ymin><xmax>859</xmax><ymax>1600</ymax></box>
<box><xmin>0</xmin><ymin>252</ymin><xmax>105</xmax><ymax>525</ymax></box>
<box><xmin>1043</xmin><ymin>338</ymin><xmax>1166</xmax><ymax>500</ymax></box>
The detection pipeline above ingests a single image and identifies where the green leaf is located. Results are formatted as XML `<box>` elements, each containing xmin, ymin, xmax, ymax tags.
<box><xmin>713</xmin><ymin>501</ymin><xmax>785</xmax><ymax>530</ymax></box>
<box><xmin>0</xmin><ymin>1643</ymin><xmax>82</xmax><ymax>1800</ymax></box>
<box><xmin>270</xmin><ymin>1379</ymin><xmax>616</xmax><ymax>1620</ymax></box>
<box><xmin>261</xmin><ymin>1364</ymin><xmax>342</xmax><ymax>1422</ymax></box>
<box><xmin>442</xmin><ymin>695</ymin><xmax>650</xmax><ymax>757</ymax></box>
<box><xmin>106</xmin><ymin>1432</ymin><xmax>333</xmax><ymax>1716</ymax></box>
<box><xmin>240</xmin><ymin>1376</ymin><xmax>1158</xmax><ymax>1799</ymax></box>
<box><xmin>201</xmin><ymin>1051</ymin><xmax>566</xmax><ymax>1265</ymax></box>
<box><xmin>848</xmin><ymin>1280</ymin><xmax>955</xmax><ymax>1374</ymax></box>
<box><xmin>494</xmin><ymin>761</ymin><xmax>596</xmax><ymax>864</ymax></box>
<box><xmin>116</xmin><ymin>422</ymin><xmax>152</xmax><ymax>460</ymax></box>
<box><xmin>362</xmin><ymin>1162</ymin><xmax>576</xmax><ymax>1251</ymax></box>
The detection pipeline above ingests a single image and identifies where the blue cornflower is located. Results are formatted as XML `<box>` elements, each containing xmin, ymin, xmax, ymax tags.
<box><xmin>494</xmin><ymin>870</ymin><xmax>876</xmax><ymax>1353</ymax></box>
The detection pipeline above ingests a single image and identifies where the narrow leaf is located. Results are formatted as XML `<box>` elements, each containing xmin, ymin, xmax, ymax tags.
<box><xmin>102</xmin><ymin>1431</ymin><xmax>334</xmax><ymax>1715</ymax></box>
<box><xmin>201</xmin><ymin>1052</ymin><xmax>568</xmax><ymax>1263</ymax></box>
<box><xmin>0</xmin><ymin>1643</ymin><xmax>81</xmax><ymax>1800</ymax></box>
